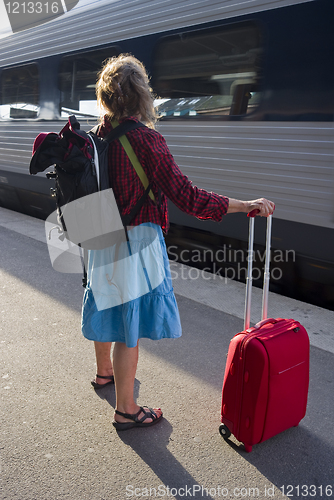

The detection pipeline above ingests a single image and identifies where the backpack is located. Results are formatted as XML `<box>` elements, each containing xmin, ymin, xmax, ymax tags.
<box><xmin>30</xmin><ymin>114</ymin><xmax>156</xmax><ymax>235</ymax></box>
<box><xmin>30</xmin><ymin>115</ymin><xmax>157</xmax><ymax>284</ymax></box>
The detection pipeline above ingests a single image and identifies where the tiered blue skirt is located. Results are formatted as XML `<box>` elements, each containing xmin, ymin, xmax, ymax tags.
<box><xmin>81</xmin><ymin>223</ymin><xmax>182</xmax><ymax>347</ymax></box>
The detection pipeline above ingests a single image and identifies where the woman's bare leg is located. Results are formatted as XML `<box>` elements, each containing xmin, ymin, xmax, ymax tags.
<box><xmin>93</xmin><ymin>341</ymin><xmax>114</xmax><ymax>385</ymax></box>
<box><xmin>112</xmin><ymin>341</ymin><xmax>162</xmax><ymax>424</ymax></box>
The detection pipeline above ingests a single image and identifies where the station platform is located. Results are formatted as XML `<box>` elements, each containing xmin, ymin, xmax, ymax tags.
<box><xmin>1</xmin><ymin>206</ymin><xmax>333</xmax><ymax>354</ymax></box>
<box><xmin>0</xmin><ymin>207</ymin><xmax>333</xmax><ymax>500</ymax></box>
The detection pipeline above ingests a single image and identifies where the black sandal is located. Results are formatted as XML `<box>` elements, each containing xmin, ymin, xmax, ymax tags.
<box><xmin>91</xmin><ymin>374</ymin><xmax>115</xmax><ymax>390</ymax></box>
<box><xmin>112</xmin><ymin>406</ymin><xmax>163</xmax><ymax>431</ymax></box>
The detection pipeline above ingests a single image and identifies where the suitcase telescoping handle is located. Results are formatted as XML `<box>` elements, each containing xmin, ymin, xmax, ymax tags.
<box><xmin>244</xmin><ymin>212</ymin><xmax>273</xmax><ymax>330</ymax></box>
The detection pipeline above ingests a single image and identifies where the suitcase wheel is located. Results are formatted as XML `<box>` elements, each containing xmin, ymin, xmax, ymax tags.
<box><xmin>219</xmin><ymin>424</ymin><xmax>231</xmax><ymax>440</ymax></box>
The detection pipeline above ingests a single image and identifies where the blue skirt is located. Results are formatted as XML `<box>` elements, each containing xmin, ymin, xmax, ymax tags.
<box><xmin>81</xmin><ymin>223</ymin><xmax>182</xmax><ymax>347</ymax></box>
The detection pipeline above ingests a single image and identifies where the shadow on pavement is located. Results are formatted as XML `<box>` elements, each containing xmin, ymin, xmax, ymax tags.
<box><xmin>117</xmin><ymin>422</ymin><xmax>216</xmax><ymax>500</ymax></box>
<box><xmin>95</xmin><ymin>380</ymin><xmax>216</xmax><ymax>500</ymax></box>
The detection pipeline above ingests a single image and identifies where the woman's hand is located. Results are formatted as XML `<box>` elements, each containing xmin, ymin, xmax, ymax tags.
<box><xmin>227</xmin><ymin>198</ymin><xmax>275</xmax><ymax>217</ymax></box>
<box><xmin>245</xmin><ymin>198</ymin><xmax>275</xmax><ymax>217</ymax></box>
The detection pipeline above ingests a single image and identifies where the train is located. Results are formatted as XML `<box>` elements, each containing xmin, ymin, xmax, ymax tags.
<box><xmin>0</xmin><ymin>0</ymin><xmax>333</xmax><ymax>309</ymax></box>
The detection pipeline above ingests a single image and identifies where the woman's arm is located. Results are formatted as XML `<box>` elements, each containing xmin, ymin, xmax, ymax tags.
<box><xmin>145</xmin><ymin>132</ymin><xmax>275</xmax><ymax>219</ymax></box>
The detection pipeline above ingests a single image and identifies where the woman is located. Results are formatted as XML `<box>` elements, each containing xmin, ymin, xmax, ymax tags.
<box><xmin>81</xmin><ymin>54</ymin><xmax>275</xmax><ymax>431</ymax></box>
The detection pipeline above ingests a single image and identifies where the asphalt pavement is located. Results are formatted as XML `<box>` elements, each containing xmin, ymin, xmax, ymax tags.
<box><xmin>0</xmin><ymin>208</ymin><xmax>333</xmax><ymax>500</ymax></box>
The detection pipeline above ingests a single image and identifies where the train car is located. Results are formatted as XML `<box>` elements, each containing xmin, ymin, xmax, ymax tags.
<box><xmin>0</xmin><ymin>0</ymin><xmax>333</xmax><ymax>308</ymax></box>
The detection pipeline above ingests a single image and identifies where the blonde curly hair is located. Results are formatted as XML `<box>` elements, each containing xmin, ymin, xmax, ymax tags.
<box><xmin>96</xmin><ymin>54</ymin><xmax>158</xmax><ymax>129</ymax></box>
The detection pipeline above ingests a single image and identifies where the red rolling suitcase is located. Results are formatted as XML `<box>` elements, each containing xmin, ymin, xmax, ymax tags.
<box><xmin>219</xmin><ymin>215</ymin><xmax>309</xmax><ymax>452</ymax></box>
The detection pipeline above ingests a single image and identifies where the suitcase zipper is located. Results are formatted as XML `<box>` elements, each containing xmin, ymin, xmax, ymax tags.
<box><xmin>240</xmin><ymin>320</ymin><xmax>300</xmax><ymax>359</ymax></box>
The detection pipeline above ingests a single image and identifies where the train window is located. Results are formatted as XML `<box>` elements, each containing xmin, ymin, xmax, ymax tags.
<box><xmin>152</xmin><ymin>22</ymin><xmax>262</xmax><ymax>118</ymax></box>
<box><xmin>59</xmin><ymin>46</ymin><xmax>120</xmax><ymax>118</ymax></box>
<box><xmin>0</xmin><ymin>64</ymin><xmax>39</xmax><ymax>119</ymax></box>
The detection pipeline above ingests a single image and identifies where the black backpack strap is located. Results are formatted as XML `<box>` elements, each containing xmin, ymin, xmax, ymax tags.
<box><xmin>121</xmin><ymin>183</ymin><xmax>153</xmax><ymax>227</ymax></box>
<box><xmin>89</xmin><ymin>120</ymin><xmax>145</xmax><ymax>143</ymax></box>
<box><xmin>103</xmin><ymin>120</ymin><xmax>145</xmax><ymax>143</ymax></box>
<box><xmin>79</xmin><ymin>244</ymin><xmax>88</xmax><ymax>288</ymax></box>
<box><xmin>89</xmin><ymin>123</ymin><xmax>100</xmax><ymax>135</ymax></box>
<box><xmin>90</xmin><ymin>119</ymin><xmax>158</xmax><ymax>226</ymax></box>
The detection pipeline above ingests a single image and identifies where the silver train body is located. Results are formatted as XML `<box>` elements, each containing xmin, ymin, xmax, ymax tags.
<box><xmin>0</xmin><ymin>0</ymin><xmax>333</xmax><ymax>307</ymax></box>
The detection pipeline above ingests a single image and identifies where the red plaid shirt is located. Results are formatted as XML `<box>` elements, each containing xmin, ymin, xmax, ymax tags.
<box><xmin>98</xmin><ymin>116</ymin><xmax>229</xmax><ymax>233</ymax></box>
